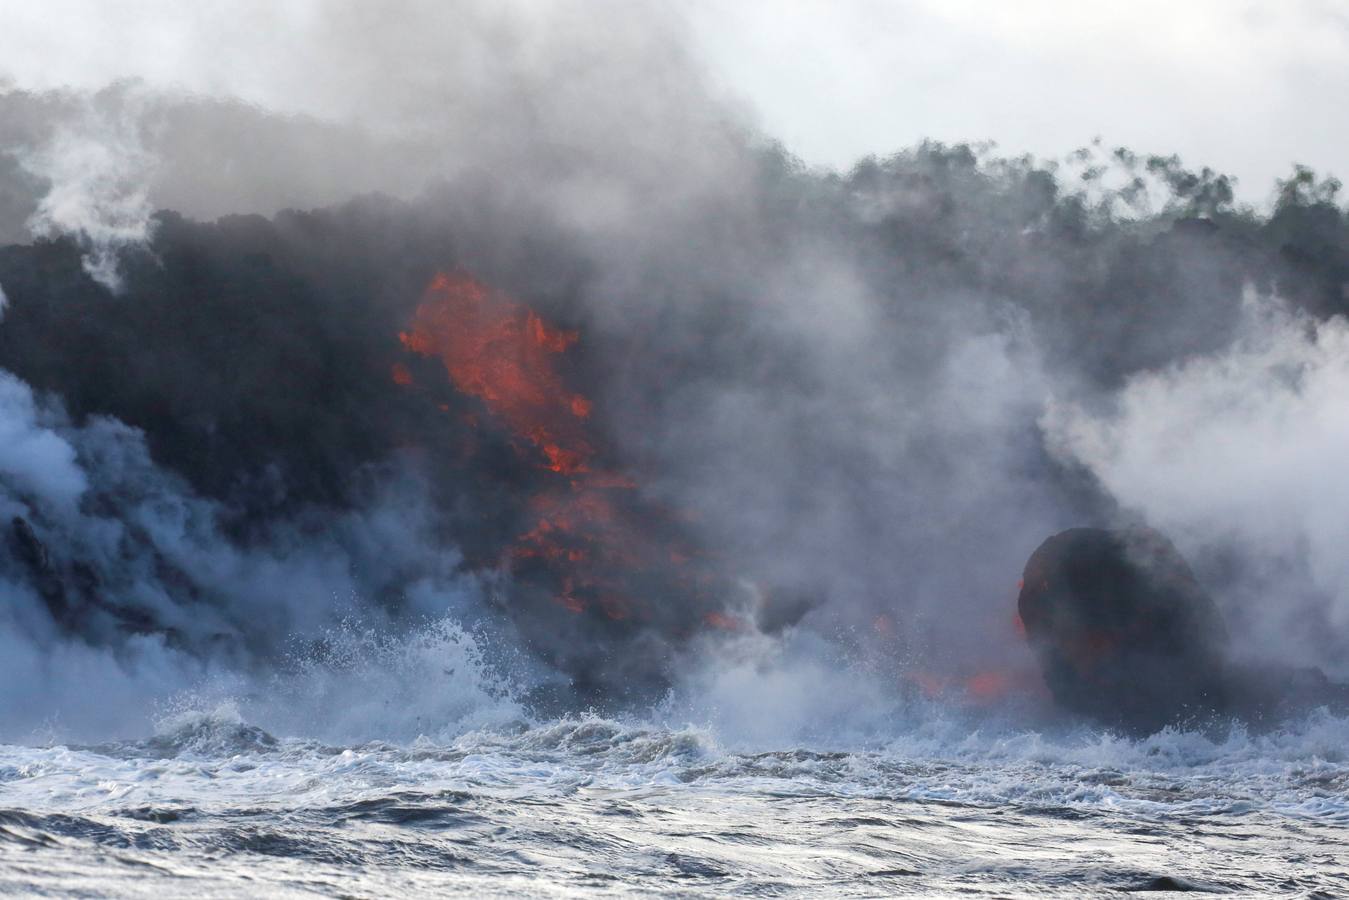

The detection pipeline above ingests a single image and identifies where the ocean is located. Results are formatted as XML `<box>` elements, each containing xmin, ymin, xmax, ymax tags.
<box><xmin>2</xmin><ymin>627</ymin><xmax>1346</xmax><ymax>898</ymax></box>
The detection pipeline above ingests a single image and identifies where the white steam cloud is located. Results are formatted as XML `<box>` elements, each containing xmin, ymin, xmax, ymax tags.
<box><xmin>0</xmin><ymin>368</ymin><xmax>501</xmax><ymax>740</ymax></box>
<box><xmin>0</xmin><ymin>371</ymin><xmax>90</xmax><ymax>508</ymax></box>
<box><xmin>1046</xmin><ymin>291</ymin><xmax>1349</xmax><ymax>674</ymax></box>
<box><xmin>18</xmin><ymin>91</ymin><xmax>157</xmax><ymax>290</ymax></box>
<box><xmin>1</xmin><ymin>1</ymin><xmax>750</xmax><ymax>273</ymax></box>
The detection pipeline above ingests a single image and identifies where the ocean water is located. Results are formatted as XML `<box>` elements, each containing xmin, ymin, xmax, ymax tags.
<box><xmin>1</xmin><ymin>624</ymin><xmax>1347</xmax><ymax>897</ymax></box>
<box><xmin>3</xmin><ymin>712</ymin><xmax>1348</xmax><ymax>897</ymax></box>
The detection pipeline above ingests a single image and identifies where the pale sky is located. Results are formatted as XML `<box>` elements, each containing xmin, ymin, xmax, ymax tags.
<box><xmin>687</xmin><ymin>0</ymin><xmax>1349</xmax><ymax>199</ymax></box>
<box><xmin>2</xmin><ymin>0</ymin><xmax>1346</xmax><ymax>201</ymax></box>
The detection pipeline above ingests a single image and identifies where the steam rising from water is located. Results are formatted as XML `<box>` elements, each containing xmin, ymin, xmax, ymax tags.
<box><xmin>0</xmin><ymin>372</ymin><xmax>501</xmax><ymax>740</ymax></box>
<box><xmin>1047</xmin><ymin>292</ymin><xmax>1349</xmax><ymax>675</ymax></box>
<box><xmin>0</xmin><ymin>3</ymin><xmax>1346</xmax><ymax>744</ymax></box>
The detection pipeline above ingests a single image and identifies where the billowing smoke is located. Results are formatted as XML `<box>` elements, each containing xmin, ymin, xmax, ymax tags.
<box><xmin>1046</xmin><ymin>292</ymin><xmax>1349</xmax><ymax>677</ymax></box>
<box><xmin>1</xmin><ymin>2</ymin><xmax>1347</xmax><ymax>741</ymax></box>
<box><xmin>16</xmin><ymin>90</ymin><xmax>156</xmax><ymax>290</ymax></box>
<box><xmin>0</xmin><ymin>366</ymin><xmax>510</xmax><ymax>738</ymax></box>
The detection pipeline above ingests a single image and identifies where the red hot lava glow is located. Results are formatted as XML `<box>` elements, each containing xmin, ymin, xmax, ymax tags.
<box><xmin>400</xmin><ymin>273</ymin><xmax>595</xmax><ymax>476</ymax></box>
<box><xmin>398</xmin><ymin>272</ymin><xmax>710</xmax><ymax>621</ymax></box>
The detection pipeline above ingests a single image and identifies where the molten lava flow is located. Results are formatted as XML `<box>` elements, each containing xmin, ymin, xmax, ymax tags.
<box><xmin>398</xmin><ymin>271</ymin><xmax>717</xmax><ymax>623</ymax></box>
<box><xmin>964</xmin><ymin>670</ymin><xmax>1011</xmax><ymax>701</ymax></box>
<box><xmin>703</xmin><ymin>611</ymin><xmax>745</xmax><ymax>631</ymax></box>
<box><xmin>400</xmin><ymin>273</ymin><xmax>594</xmax><ymax>475</ymax></box>
<box><xmin>897</xmin><ymin>586</ymin><xmax>1044</xmax><ymax>707</ymax></box>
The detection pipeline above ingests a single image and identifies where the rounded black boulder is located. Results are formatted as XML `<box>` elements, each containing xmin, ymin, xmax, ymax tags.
<box><xmin>1017</xmin><ymin>527</ymin><xmax>1231</xmax><ymax>732</ymax></box>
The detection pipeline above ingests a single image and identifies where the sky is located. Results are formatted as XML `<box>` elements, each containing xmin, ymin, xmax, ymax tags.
<box><xmin>0</xmin><ymin>0</ymin><xmax>1346</xmax><ymax>202</ymax></box>
<box><xmin>686</xmin><ymin>0</ymin><xmax>1349</xmax><ymax>201</ymax></box>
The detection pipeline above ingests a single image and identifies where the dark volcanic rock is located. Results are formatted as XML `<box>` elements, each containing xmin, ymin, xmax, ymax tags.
<box><xmin>1018</xmin><ymin>526</ymin><xmax>1349</xmax><ymax>732</ymax></box>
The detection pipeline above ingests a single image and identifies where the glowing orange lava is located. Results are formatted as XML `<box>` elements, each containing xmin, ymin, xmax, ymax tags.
<box><xmin>703</xmin><ymin>611</ymin><xmax>745</xmax><ymax>631</ymax></box>
<box><xmin>400</xmin><ymin>272</ymin><xmax>594</xmax><ymax>475</ymax></box>
<box><xmin>398</xmin><ymin>271</ymin><xmax>708</xmax><ymax>620</ymax></box>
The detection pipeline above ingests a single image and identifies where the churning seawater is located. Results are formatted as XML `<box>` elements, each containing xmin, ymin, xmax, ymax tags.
<box><xmin>1</xmin><ymin>622</ymin><xmax>1347</xmax><ymax>898</ymax></box>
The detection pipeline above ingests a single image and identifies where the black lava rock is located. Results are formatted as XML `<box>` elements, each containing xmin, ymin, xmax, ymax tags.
<box><xmin>1018</xmin><ymin>526</ymin><xmax>1348</xmax><ymax>732</ymax></box>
